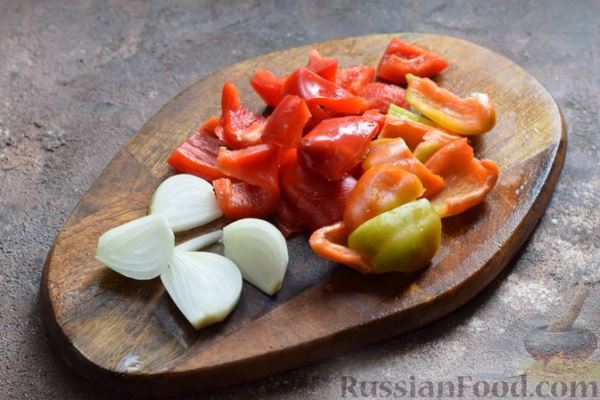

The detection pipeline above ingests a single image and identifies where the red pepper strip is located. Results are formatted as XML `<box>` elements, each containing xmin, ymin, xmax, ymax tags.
<box><xmin>343</xmin><ymin>164</ymin><xmax>425</xmax><ymax>233</ymax></box>
<box><xmin>377</xmin><ymin>37</ymin><xmax>448</xmax><ymax>84</ymax></box>
<box><xmin>360</xmin><ymin>82</ymin><xmax>409</xmax><ymax>114</ymax></box>
<box><xmin>336</xmin><ymin>66</ymin><xmax>375</xmax><ymax>95</ymax></box>
<box><xmin>283</xmin><ymin>67</ymin><xmax>370</xmax><ymax>115</ymax></box>
<box><xmin>405</xmin><ymin>74</ymin><xmax>496</xmax><ymax>136</ymax></box>
<box><xmin>213</xmin><ymin>144</ymin><xmax>280</xmax><ymax>219</ymax></box>
<box><xmin>379</xmin><ymin>114</ymin><xmax>438</xmax><ymax>150</ymax></box>
<box><xmin>262</xmin><ymin>95</ymin><xmax>311</xmax><ymax>147</ymax></box>
<box><xmin>363</xmin><ymin>138</ymin><xmax>445</xmax><ymax>198</ymax></box>
<box><xmin>425</xmin><ymin>139</ymin><xmax>499</xmax><ymax>217</ymax></box>
<box><xmin>273</xmin><ymin>196</ymin><xmax>308</xmax><ymax>238</ymax></box>
<box><xmin>413</xmin><ymin>130</ymin><xmax>461</xmax><ymax>162</ymax></box>
<box><xmin>299</xmin><ymin>111</ymin><xmax>384</xmax><ymax>180</ymax></box>
<box><xmin>309</xmin><ymin>222</ymin><xmax>374</xmax><ymax>274</ymax></box>
<box><xmin>250</xmin><ymin>69</ymin><xmax>286</xmax><ymax>107</ymax></box>
<box><xmin>221</xmin><ymin>81</ymin><xmax>267</xmax><ymax>149</ymax></box>
<box><xmin>306</xmin><ymin>49</ymin><xmax>338</xmax><ymax>82</ymax></box>
<box><xmin>280</xmin><ymin>150</ymin><xmax>356</xmax><ymax>230</ymax></box>
<box><xmin>167</xmin><ymin>116</ymin><xmax>227</xmax><ymax>181</ymax></box>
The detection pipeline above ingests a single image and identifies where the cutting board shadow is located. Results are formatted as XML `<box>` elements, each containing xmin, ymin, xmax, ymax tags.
<box><xmin>41</xmin><ymin>33</ymin><xmax>566</xmax><ymax>398</ymax></box>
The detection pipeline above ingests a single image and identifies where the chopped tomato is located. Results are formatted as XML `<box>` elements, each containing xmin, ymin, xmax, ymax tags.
<box><xmin>377</xmin><ymin>37</ymin><xmax>448</xmax><ymax>84</ymax></box>
<box><xmin>379</xmin><ymin>114</ymin><xmax>438</xmax><ymax>150</ymax></box>
<box><xmin>306</xmin><ymin>49</ymin><xmax>337</xmax><ymax>82</ymax></box>
<box><xmin>280</xmin><ymin>151</ymin><xmax>356</xmax><ymax>230</ymax></box>
<box><xmin>405</xmin><ymin>74</ymin><xmax>496</xmax><ymax>135</ymax></box>
<box><xmin>221</xmin><ymin>81</ymin><xmax>267</xmax><ymax>148</ymax></box>
<box><xmin>336</xmin><ymin>66</ymin><xmax>375</xmax><ymax>95</ymax></box>
<box><xmin>360</xmin><ymin>82</ymin><xmax>409</xmax><ymax>113</ymax></box>
<box><xmin>262</xmin><ymin>95</ymin><xmax>311</xmax><ymax>147</ymax></box>
<box><xmin>344</xmin><ymin>164</ymin><xmax>425</xmax><ymax>232</ymax></box>
<box><xmin>425</xmin><ymin>139</ymin><xmax>499</xmax><ymax>217</ymax></box>
<box><xmin>309</xmin><ymin>222</ymin><xmax>373</xmax><ymax>274</ymax></box>
<box><xmin>283</xmin><ymin>67</ymin><xmax>370</xmax><ymax>115</ymax></box>
<box><xmin>363</xmin><ymin>138</ymin><xmax>445</xmax><ymax>198</ymax></box>
<box><xmin>250</xmin><ymin>69</ymin><xmax>286</xmax><ymax>107</ymax></box>
<box><xmin>299</xmin><ymin>111</ymin><xmax>384</xmax><ymax>180</ymax></box>
<box><xmin>214</xmin><ymin>144</ymin><xmax>280</xmax><ymax>219</ymax></box>
<box><xmin>413</xmin><ymin>130</ymin><xmax>461</xmax><ymax>162</ymax></box>
<box><xmin>167</xmin><ymin>116</ymin><xmax>227</xmax><ymax>181</ymax></box>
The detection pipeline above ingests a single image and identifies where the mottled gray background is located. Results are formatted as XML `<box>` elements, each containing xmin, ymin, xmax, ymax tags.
<box><xmin>1</xmin><ymin>1</ymin><xmax>599</xmax><ymax>399</ymax></box>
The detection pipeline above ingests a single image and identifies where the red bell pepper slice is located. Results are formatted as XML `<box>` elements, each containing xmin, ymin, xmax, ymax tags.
<box><xmin>213</xmin><ymin>143</ymin><xmax>280</xmax><ymax>219</ymax></box>
<box><xmin>309</xmin><ymin>222</ymin><xmax>373</xmax><ymax>274</ymax></box>
<box><xmin>413</xmin><ymin>130</ymin><xmax>461</xmax><ymax>162</ymax></box>
<box><xmin>262</xmin><ymin>95</ymin><xmax>311</xmax><ymax>147</ymax></box>
<box><xmin>167</xmin><ymin>116</ymin><xmax>227</xmax><ymax>181</ymax></box>
<box><xmin>343</xmin><ymin>164</ymin><xmax>425</xmax><ymax>232</ymax></box>
<box><xmin>306</xmin><ymin>49</ymin><xmax>337</xmax><ymax>82</ymax></box>
<box><xmin>250</xmin><ymin>69</ymin><xmax>286</xmax><ymax>107</ymax></box>
<box><xmin>379</xmin><ymin>114</ymin><xmax>439</xmax><ymax>150</ymax></box>
<box><xmin>363</xmin><ymin>137</ymin><xmax>445</xmax><ymax>198</ymax></box>
<box><xmin>425</xmin><ymin>139</ymin><xmax>499</xmax><ymax>217</ymax></box>
<box><xmin>377</xmin><ymin>37</ymin><xmax>448</xmax><ymax>84</ymax></box>
<box><xmin>336</xmin><ymin>66</ymin><xmax>375</xmax><ymax>95</ymax></box>
<box><xmin>280</xmin><ymin>150</ymin><xmax>356</xmax><ymax>231</ymax></box>
<box><xmin>283</xmin><ymin>67</ymin><xmax>370</xmax><ymax>115</ymax></box>
<box><xmin>299</xmin><ymin>111</ymin><xmax>384</xmax><ymax>180</ymax></box>
<box><xmin>221</xmin><ymin>81</ymin><xmax>267</xmax><ymax>149</ymax></box>
<box><xmin>360</xmin><ymin>82</ymin><xmax>409</xmax><ymax>113</ymax></box>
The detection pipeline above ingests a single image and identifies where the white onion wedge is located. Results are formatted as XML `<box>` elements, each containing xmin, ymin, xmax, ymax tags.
<box><xmin>222</xmin><ymin>218</ymin><xmax>288</xmax><ymax>295</ymax></box>
<box><xmin>161</xmin><ymin>251</ymin><xmax>242</xmax><ymax>329</ymax></box>
<box><xmin>175</xmin><ymin>230</ymin><xmax>223</xmax><ymax>252</ymax></box>
<box><xmin>149</xmin><ymin>174</ymin><xmax>222</xmax><ymax>232</ymax></box>
<box><xmin>96</xmin><ymin>214</ymin><xmax>174</xmax><ymax>280</ymax></box>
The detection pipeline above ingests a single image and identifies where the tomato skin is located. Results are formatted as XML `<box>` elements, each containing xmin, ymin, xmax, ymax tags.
<box><xmin>221</xmin><ymin>81</ymin><xmax>267</xmax><ymax>149</ymax></box>
<box><xmin>299</xmin><ymin>112</ymin><xmax>384</xmax><ymax>180</ymax></box>
<box><xmin>250</xmin><ymin>69</ymin><xmax>286</xmax><ymax>107</ymax></box>
<box><xmin>306</xmin><ymin>50</ymin><xmax>338</xmax><ymax>82</ymax></box>
<box><xmin>360</xmin><ymin>82</ymin><xmax>409</xmax><ymax>113</ymax></box>
<box><xmin>262</xmin><ymin>95</ymin><xmax>311</xmax><ymax>147</ymax></box>
<box><xmin>405</xmin><ymin>74</ymin><xmax>496</xmax><ymax>135</ymax></box>
<box><xmin>273</xmin><ymin>196</ymin><xmax>308</xmax><ymax>238</ymax></box>
<box><xmin>280</xmin><ymin>151</ymin><xmax>357</xmax><ymax>231</ymax></box>
<box><xmin>336</xmin><ymin>66</ymin><xmax>375</xmax><ymax>95</ymax></box>
<box><xmin>377</xmin><ymin>37</ymin><xmax>448</xmax><ymax>84</ymax></box>
<box><xmin>214</xmin><ymin>143</ymin><xmax>281</xmax><ymax>219</ymax></box>
<box><xmin>283</xmin><ymin>67</ymin><xmax>370</xmax><ymax>115</ymax></box>
<box><xmin>167</xmin><ymin>116</ymin><xmax>227</xmax><ymax>181</ymax></box>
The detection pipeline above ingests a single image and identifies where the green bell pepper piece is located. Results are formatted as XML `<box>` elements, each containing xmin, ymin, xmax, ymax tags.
<box><xmin>387</xmin><ymin>104</ymin><xmax>435</xmax><ymax>126</ymax></box>
<box><xmin>347</xmin><ymin>199</ymin><xmax>441</xmax><ymax>273</ymax></box>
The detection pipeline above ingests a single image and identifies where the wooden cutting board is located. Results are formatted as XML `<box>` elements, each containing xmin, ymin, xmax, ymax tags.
<box><xmin>41</xmin><ymin>33</ymin><xmax>565</xmax><ymax>398</ymax></box>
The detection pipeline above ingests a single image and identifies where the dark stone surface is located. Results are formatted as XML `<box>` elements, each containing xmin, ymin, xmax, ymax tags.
<box><xmin>1</xmin><ymin>0</ymin><xmax>598</xmax><ymax>398</ymax></box>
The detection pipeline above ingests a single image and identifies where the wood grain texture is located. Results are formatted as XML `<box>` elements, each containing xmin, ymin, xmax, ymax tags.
<box><xmin>40</xmin><ymin>33</ymin><xmax>566</xmax><ymax>398</ymax></box>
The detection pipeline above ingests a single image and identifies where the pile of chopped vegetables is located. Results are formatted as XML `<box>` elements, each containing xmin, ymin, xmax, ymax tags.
<box><xmin>96</xmin><ymin>37</ymin><xmax>499</xmax><ymax>329</ymax></box>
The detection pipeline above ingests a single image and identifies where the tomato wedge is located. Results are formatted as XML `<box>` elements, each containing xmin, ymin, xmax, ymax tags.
<box><xmin>299</xmin><ymin>111</ymin><xmax>384</xmax><ymax>180</ymax></box>
<box><xmin>214</xmin><ymin>143</ymin><xmax>280</xmax><ymax>219</ymax></box>
<box><xmin>405</xmin><ymin>74</ymin><xmax>496</xmax><ymax>136</ymax></box>
<box><xmin>377</xmin><ymin>37</ymin><xmax>448</xmax><ymax>84</ymax></box>
<box><xmin>360</xmin><ymin>82</ymin><xmax>409</xmax><ymax>113</ymax></box>
<box><xmin>363</xmin><ymin>138</ymin><xmax>445</xmax><ymax>198</ymax></box>
<box><xmin>262</xmin><ymin>95</ymin><xmax>311</xmax><ymax>147</ymax></box>
<box><xmin>221</xmin><ymin>81</ymin><xmax>267</xmax><ymax>148</ymax></box>
<box><xmin>306</xmin><ymin>49</ymin><xmax>337</xmax><ymax>82</ymax></box>
<box><xmin>336</xmin><ymin>66</ymin><xmax>375</xmax><ymax>95</ymax></box>
<box><xmin>167</xmin><ymin>116</ymin><xmax>227</xmax><ymax>181</ymax></box>
<box><xmin>280</xmin><ymin>150</ymin><xmax>356</xmax><ymax>230</ymax></box>
<box><xmin>310</xmin><ymin>222</ymin><xmax>373</xmax><ymax>273</ymax></box>
<box><xmin>283</xmin><ymin>67</ymin><xmax>370</xmax><ymax>115</ymax></box>
<box><xmin>250</xmin><ymin>69</ymin><xmax>286</xmax><ymax>107</ymax></box>
<box><xmin>343</xmin><ymin>164</ymin><xmax>425</xmax><ymax>233</ymax></box>
<box><xmin>273</xmin><ymin>196</ymin><xmax>308</xmax><ymax>238</ymax></box>
<box><xmin>425</xmin><ymin>139</ymin><xmax>498</xmax><ymax>217</ymax></box>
